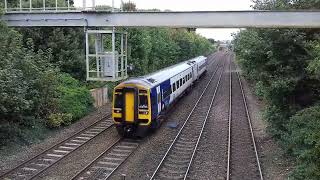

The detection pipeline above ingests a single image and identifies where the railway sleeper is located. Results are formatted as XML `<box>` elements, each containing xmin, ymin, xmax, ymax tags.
<box><xmin>174</xmin><ymin>146</ymin><xmax>194</xmax><ymax>151</ymax></box>
<box><xmin>163</xmin><ymin>162</ymin><xmax>189</xmax><ymax>169</ymax></box>
<box><xmin>167</xmin><ymin>157</ymin><xmax>190</xmax><ymax>164</ymax></box>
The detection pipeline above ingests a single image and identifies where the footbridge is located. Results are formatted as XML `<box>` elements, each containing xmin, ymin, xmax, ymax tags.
<box><xmin>3</xmin><ymin>10</ymin><xmax>320</xmax><ymax>28</ymax></box>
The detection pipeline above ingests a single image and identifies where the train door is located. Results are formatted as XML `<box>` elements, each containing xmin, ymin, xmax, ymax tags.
<box><xmin>125</xmin><ymin>91</ymin><xmax>135</xmax><ymax>122</ymax></box>
<box><xmin>192</xmin><ymin>65</ymin><xmax>198</xmax><ymax>81</ymax></box>
<box><xmin>122</xmin><ymin>88</ymin><xmax>138</xmax><ymax>123</ymax></box>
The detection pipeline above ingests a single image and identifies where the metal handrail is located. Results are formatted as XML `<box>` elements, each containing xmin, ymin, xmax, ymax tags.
<box><xmin>3</xmin><ymin>0</ymin><xmax>114</xmax><ymax>13</ymax></box>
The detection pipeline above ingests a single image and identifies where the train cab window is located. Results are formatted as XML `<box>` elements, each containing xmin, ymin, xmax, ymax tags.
<box><xmin>139</xmin><ymin>95</ymin><xmax>148</xmax><ymax>109</ymax></box>
<box><xmin>114</xmin><ymin>94</ymin><xmax>123</xmax><ymax>108</ymax></box>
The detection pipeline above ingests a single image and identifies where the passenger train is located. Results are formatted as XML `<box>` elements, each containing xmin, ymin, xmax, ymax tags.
<box><xmin>112</xmin><ymin>56</ymin><xmax>207</xmax><ymax>136</ymax></box>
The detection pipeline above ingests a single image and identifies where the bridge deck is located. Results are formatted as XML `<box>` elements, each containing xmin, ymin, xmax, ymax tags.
<box><xmin>2</xmin><ymin>11</ymin><xmax>320</xmax><ymax>28</ymax></box>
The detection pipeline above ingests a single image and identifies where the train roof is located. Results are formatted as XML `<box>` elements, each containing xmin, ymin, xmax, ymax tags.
<box><xmin>118</xmin><ymin>56</ymin><xmax>206</xmax><ymax>89</ymax></box>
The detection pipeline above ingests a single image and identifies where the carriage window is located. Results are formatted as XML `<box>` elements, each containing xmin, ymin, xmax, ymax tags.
<box><xmin>190</xmin><ymin>72</ymin><xmax>192</xmax><ymax>78</ymax></box>
<box><xmin>183</xmin><ymin>77</ymin><xmax>185</xmax><ymax>84</ymax></box>
<box><xmin>173</xmin><ymin>83</ymin><xmax>176</xmax><ymax>92</ymax></box>
<box><xmin>176</xmin><ymin>81</ymin><xmax>179</xmax><ymax>88</ymax></box>
<box><xmin>139</xmin><ymin>95</ymin><xmax>148</xmax><ymax>109</ymax></box>
<box><xmin>185</xmin><ymin>75</ymin><xmax>188</xmax><ymax>81</ymax></box>
<box><xmin>180</xmin><ymin>79</ymin><xmax>182</xmax><ymax>85</ymax></box>
<box><xmin>114</xmin><ymin>94</ymin><xmax>123</xmax><ymax>108</ymax></box>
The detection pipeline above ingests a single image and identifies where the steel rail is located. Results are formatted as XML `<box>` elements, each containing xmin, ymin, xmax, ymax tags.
<box><xmin>71</xmin><ymin>138</ymin><xmax>140</xmax><ymax>180</ymax></box>
<box><xmin>71</xmin><ymin>137</ymin><xmax>123</xmax><ymax>180</ymax></box>
<box><xmin>150</xmin><ymin>55</ymin><xmax>224</xmax><ymax>180</ymax></box>
<box><xmin>235</xmin><ymin>65</ymin><xmax>263</xmax><ymax>180</ymax></box>
<box><xmin>183</xmin><ymin>56</ymin><xmax>226</xmax><ymax>180</ymax></box>
<box><xmin>0</xmin><ymin>113</ymin><xmax>113</xmax><ymax>180</ymax></box>
<box><xmin>100</xmin><ymin>140</ymin><xmax>139</xmax><ymax>180</ymax></box>
<box><xmin>226</xmin><ymin>53</ymin><xmax>232</xmax><ymax>180</ymax></box>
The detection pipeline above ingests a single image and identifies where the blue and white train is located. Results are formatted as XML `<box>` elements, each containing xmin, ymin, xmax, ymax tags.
<box><xmin>112</xmin><ymin>56</ymin><xmax>207</xmax><ymax>136</ymax></box>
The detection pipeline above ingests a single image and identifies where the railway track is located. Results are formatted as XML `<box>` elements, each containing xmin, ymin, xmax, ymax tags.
<box><xmin>0</xmin><ymin>114</ymin><xmax>113</xmax><ymax>180</ymax></box>
<box><xmin>71</xmin><ymin>53</ymin><xmax>222</xmax><ymax>180</ymax></box>
<box><xmin>226</xmin><ymin>57</ymin><xmax>263</xmax><ymax>180</ymax></box>
<box><xmin>71</xmin><ymin>138</ymin><xmax>140</xmax><ymax>180</ymax></box>
<box><xmin>150</xmin><ymin>58</ymin><xmax>225</xmax><ymax>180</ymax></box>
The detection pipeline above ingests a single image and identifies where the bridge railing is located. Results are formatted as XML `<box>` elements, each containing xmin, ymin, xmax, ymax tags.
<box><xmin>3</xmin><ymin>0</ymin><xmax>115</xmax><ymax>12</ymax></box>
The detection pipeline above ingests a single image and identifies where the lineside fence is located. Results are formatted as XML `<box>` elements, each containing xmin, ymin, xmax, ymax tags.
<box><xmin>90</xmin><ymin>86</ymin><xmax>109</xmax><ymax>108</ymax></box>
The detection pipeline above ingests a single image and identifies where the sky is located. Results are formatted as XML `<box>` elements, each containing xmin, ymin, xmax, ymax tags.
<box><xmin>74</xmin><ymin>0</ymin><xmax>254</xmax><ymax>40</ymax></box>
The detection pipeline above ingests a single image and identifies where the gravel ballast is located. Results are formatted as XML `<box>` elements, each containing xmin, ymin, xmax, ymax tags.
<box><xmin>0</xmin><ymin>104</ymin><xmax>112</xmax><ymax>174</ymax></box>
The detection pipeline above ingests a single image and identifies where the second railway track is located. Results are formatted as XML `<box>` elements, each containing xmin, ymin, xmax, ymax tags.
<box><xmin>0</xmin><ymin>114</ymin><xmax>113</xmax><ymax>180</ymax></box>
<box><xmin>226</xmin><ymin>56</ymin><xmax>263</xmax><ymax>180</ymax></box>
<box><xmin>150</xmin><ymin>57</ymin><xmax>225</xmax><ymax>180</ymax></box>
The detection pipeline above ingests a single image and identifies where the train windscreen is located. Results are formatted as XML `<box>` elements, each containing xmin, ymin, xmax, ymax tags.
<box><xmin>139</xmin><ymin>95</ymin><xmax>148</xmax><ymax>109</ymax></box>
<box><xmin>114</xmin><ymin>94</ymin><xmax>123</xmax><ymax>108</ymax></box>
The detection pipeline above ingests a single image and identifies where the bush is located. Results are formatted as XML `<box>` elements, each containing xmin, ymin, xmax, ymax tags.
<box><xmin>55</xmin><ymin>73</ymin><xmax>93</xmax><ymax>122</ymax></box>
<box><xmin>47</xmin><ymin>113</ymin><xmax>72</xmax><ymax>128</ymax></box>
<box><xmin>0</xmin><ymin>123</ymin><xmax>21</xmax><ymax>146</ymax></box>
<box><xmin>285</xmin><ymin>105</ymin><xmax>320</xmax><ymax>179</ymax></box>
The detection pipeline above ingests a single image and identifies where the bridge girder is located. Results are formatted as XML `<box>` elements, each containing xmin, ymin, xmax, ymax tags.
<box><xmin>2</xmin><ymin>11</ymin><xmax>320</xmax><ymax>28</ymax></box>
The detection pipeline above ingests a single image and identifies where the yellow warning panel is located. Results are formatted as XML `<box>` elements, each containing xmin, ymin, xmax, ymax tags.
<box><xmin>125</xmin><ymin>92</ymin><xmax>135</xmax><ymax>122</ymax></box>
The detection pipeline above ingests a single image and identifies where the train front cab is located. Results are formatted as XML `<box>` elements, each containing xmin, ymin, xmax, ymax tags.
<box><xmin>112</xmin><ymin>84</ymin><xmax>151</xmax><ymax>136</ymax></box>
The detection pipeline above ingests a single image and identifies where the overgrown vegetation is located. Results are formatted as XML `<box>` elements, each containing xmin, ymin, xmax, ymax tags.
<box><xmin>128</xmin><ymin>28</ymin><xmax>213</xmax><ymax>76</ymax></box>
<box><xmin>0</xmin><ymin>1</ymin><xmax>93</xmax><ymax>146</ymax></box>
<box><xmin>0</xmin><ymin>20</ymin><xmax>93</xmax><ymax>145</ymax></box>
<box><xmin>0</xmin><ymin>1</ymin><xmax>213</xmax><ymax>147</ymax></box>
<box><xmin>234</xmin><ymin>0</ymin><xmax>320</xmax><ymax>178</ymax></box>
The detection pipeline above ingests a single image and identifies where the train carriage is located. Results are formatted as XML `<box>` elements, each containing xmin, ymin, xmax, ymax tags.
<box><xmin>112</xmin><ymin>56</ymin><xmax>207</xmax><ymax>137</ymax></box>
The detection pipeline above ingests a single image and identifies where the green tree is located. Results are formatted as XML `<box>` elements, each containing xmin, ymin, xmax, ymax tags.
<box><xmin>18</xmin><ymin>27</ymin><xmax>86</xmax><ymax>80</ymax></box>
<box><xmin>234</xmin><ymin>0</ymin><xmax>320</xmax><ymax>178</ymax></box>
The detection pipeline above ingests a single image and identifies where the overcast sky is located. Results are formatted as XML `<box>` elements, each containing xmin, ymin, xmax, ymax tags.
<box><xmin>74</xmin><ymin>0</ymin><xmax>254</xmax><ymax>40</ymax></box>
